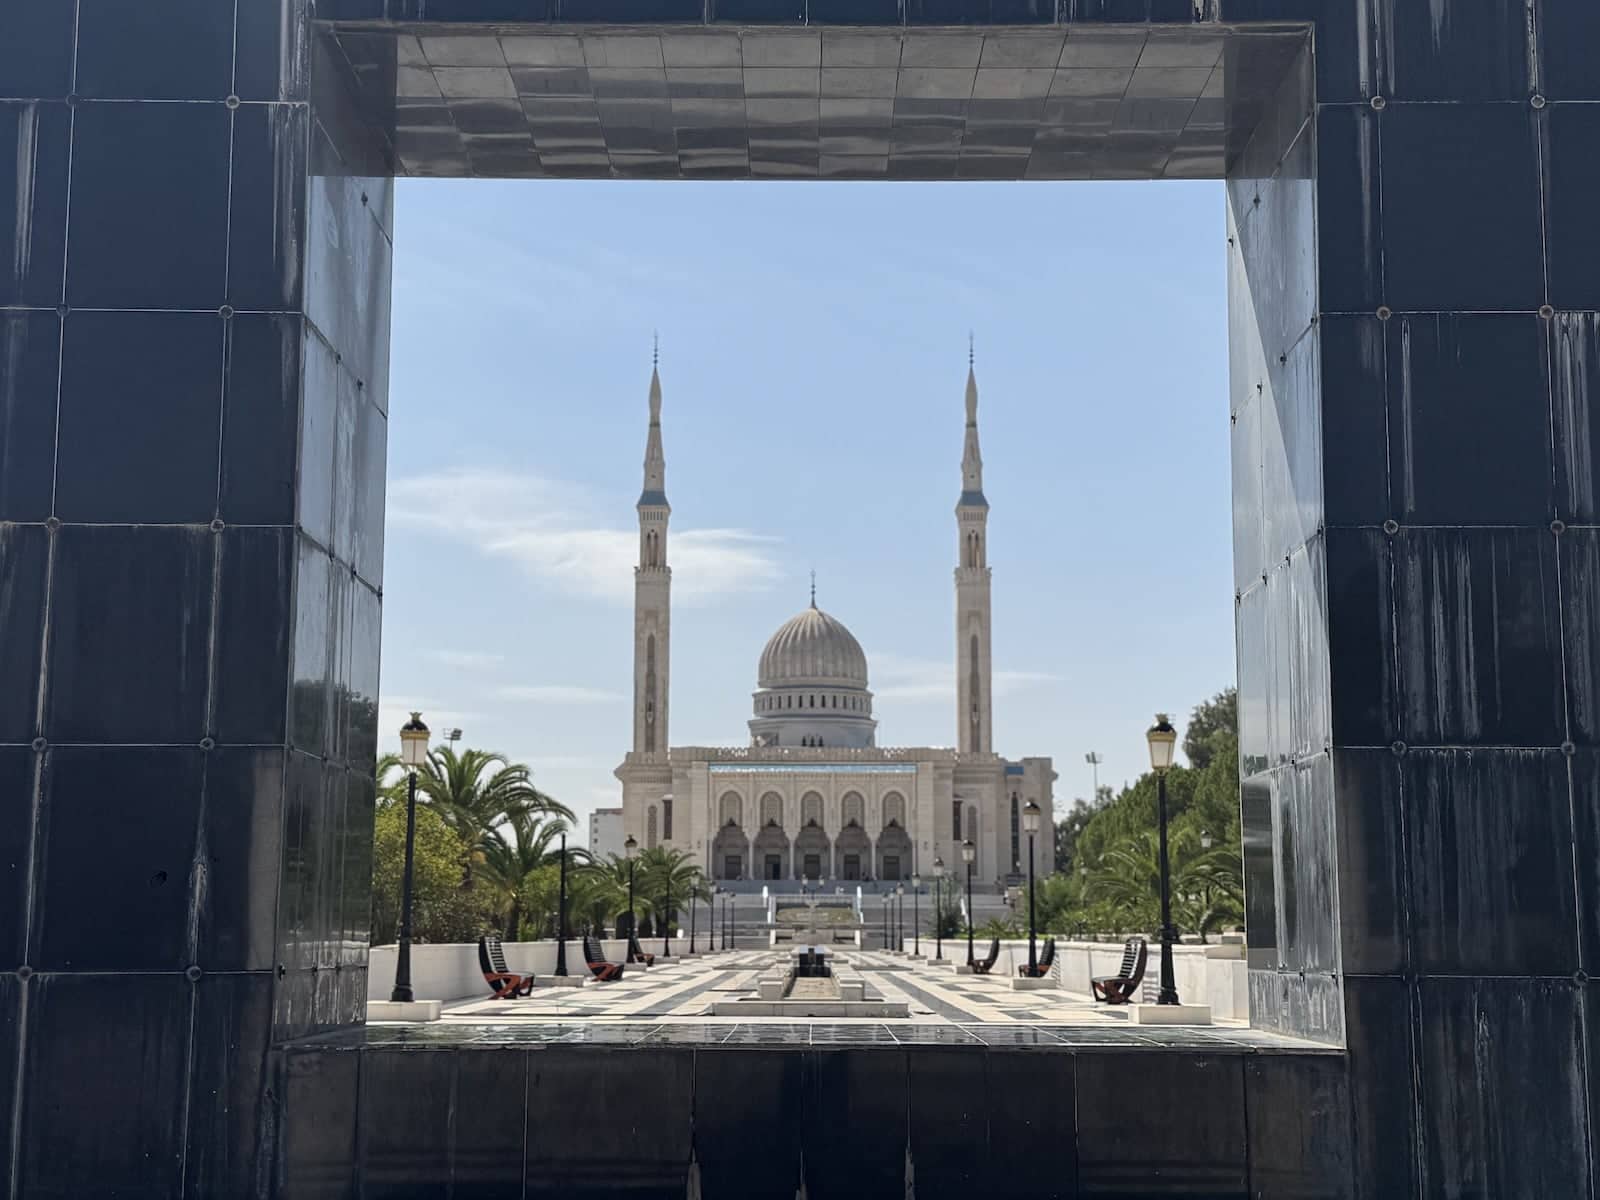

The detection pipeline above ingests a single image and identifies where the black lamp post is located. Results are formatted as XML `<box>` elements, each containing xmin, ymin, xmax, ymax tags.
<box><xmin>688</xmin><ymin>884</ymin><xmax>698</xmax><ymax>953</ymax></box>
<box><xmin>882</xmin><ymin>894</ymin><xmax>890</xmax><ymax>950</ymax></box>
<box><xmin>661</xmin><ymin>875</ymin><xmax>672</xmax><ymax>957</ymax></box>
<box><xmin>895</xmin><ymin>885</ymin><xmax>905</xmax><ymax>951</ymax></box>
<box><xmin>555</xmin><ymin>832</ymin><xmax>569</xmax><ymax>976</ymax></box>
<box><xmin>727</xmin><ymin>895</ymin><xmax>734</xmax><ymax>949</ymax></box>
<box><xmin>390</xmin><ymin>712</ymin><xmax>431</xmax><ymax>1003</ymax></box>
<box><xmin>932</xmin><ymin>857</ymin><xmax>945</xmax><ymax>961</ymax></box>
<box><xmin>624</xmin><ymin>834</ymin><xmax>638</xmax><ymax>947</ymax></box>
<box><xmin>1148</xmin><ymin>713</ymin><xmax>1180</xmax><ymax>1005</ymax></box>
<box><xmin>961</xmin><ymin>838</ymin><xmax>976</xmax><ymax>966</ymax></box>
<box><xmin>1023</xmin><ymin>799</ymin><xmax>1041</xmax><ymax>977</ymax></box>
<box><xmin>912</xmin><ymin>872</ymin><xmax>922</xmax><ymax>957</ymax></box>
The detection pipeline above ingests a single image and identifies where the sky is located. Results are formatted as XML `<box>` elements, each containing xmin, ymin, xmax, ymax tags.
<box><xmin>378</xmin><ymin>177</ymin><xmax>1234</xmax><ymax>835</ymax></box>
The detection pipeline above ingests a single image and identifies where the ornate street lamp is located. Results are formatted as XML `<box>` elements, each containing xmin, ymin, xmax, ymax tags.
<box><xmin>911</xmin><ymin>872</ymin><xmax>922</xmax><ymax>957</ymax></box>
<box><xmin>961</xmin><ymin>838</ymin><xmax>976</xmax><ymax>966</ymax></box>
<box><xmin>1023</xmin><ymin>799</ymin><xmax>1041</xmax><ymax>976</ymax></box>
<box><xmin>881</xmin><ymin>893</ymin><xmax>890</xmax><ymax>950</ymax></box>
<box><xmin>932</xmin><ymin>857</ymin><xmax>945</xmax><ymax>961</ymax></box>
<box><xmin>555</xmin><ymin>831</ymin><xmax>569</xmax><ymax>976</ymax></box>
<box><xmin>895</xmin><ymin>885</ymin><xmax>905</xmax><ymax>952</ymax></box>
<box><xmin>660</xmin><ymin>872</ymin><xmax>672</xmax><ymax>958</ymax></box>
<box><xmin>688</xmin><ymin>881</ymin><xmax>698</xmax><ymax>954</ymax></box>
<box><xmin>1147</xmin><ymin>713</ymin><xmax>1180</xmax><ymax>1005</ymax></box>
<box><xmin>624</xmin><ymin>834</ymin><xmax>639</xmax><ymax>947</ymax></box>
<box><xmin>390</xmin><ymin>712</ymin><xmax>431</xmax><ymax>1003</ymax></box>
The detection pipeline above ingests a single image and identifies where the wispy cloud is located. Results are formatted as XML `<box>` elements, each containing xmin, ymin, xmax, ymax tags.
<box><xmin>494</xmin><ymin>684</ymin><xmax>625</xmax><ymax>705</ymax></box>
<box><xmin>389</xmin><ymin>467</ymin><xmax>782</xmax><ymax>603</ymax></box>
<box><xmin>426</xmin><ymin>649</ymin><xmax>506</xmax><ymax>670</ymax></box>
<box><xmin>869</xmin><ymin>651</ymin><xmax>1061</xmax><ymax>702</ymax></box>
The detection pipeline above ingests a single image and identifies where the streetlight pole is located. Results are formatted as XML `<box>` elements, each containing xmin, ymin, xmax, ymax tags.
<box><xmin>1147</xmin><ymin>714</ymin><xmax>1180</xmax><ymax>1005</ymax></box>
<box><xmin>689</xmin><ymin>884</ymin><xmax>697</xmax><ymax>953</ymax></box>
<box><xmin>932</xmin><ymin>857</ymin><xmax>944</xmax><ymax>961</ymax></box>
<box><xmin>727</xmin><ymin>895</ymin><xmax>734</xmax><ymax>950</ymax></box>
<box><xmin>912</xmin><ymin>872</ymin><xmax>921</xmax><ymax>957</ymax></box>
<box><xmin>661</xmin><ymin>874</ymin><xmax>672</xmax><ymax>958</ymax></box>
<box><xmin>895</xmin><ymin>885</ymin><xmax>904</xmax><ymax>951</ymax></box>
<box><xmin>1023</xmin><ymin>799</ymin><xmax>1041</xmax><ymax>976</ymax></box>
<box><xmin>555</xmin><ymin>831</ymin><xmax>569</xmax><ymax>976</ymax></box>
<box><xmin>961</xmin><ymin>839</ymin><xmax>975</xmax><ymax>966</ymax></box>
<box><xmin>1085</xmin><ymin>751</ymin><xmax>1102</xmax><ymax>806</ymax></box>
<box><xmin>390</xmin><ymin>712</ymin><xmax>431</xmax><ymax>1003</ymax></box>
<box><xmin>624</xmin><ymin>835</ymin><xmax>638</xmax><ymax>957</ymax></box>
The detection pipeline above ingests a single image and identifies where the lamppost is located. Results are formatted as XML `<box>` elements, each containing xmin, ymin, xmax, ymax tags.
<box><xmin>961</xmin><ymin>838</ymin><xmax>976</xmax><ymax>966</ymax></box>
<box><xmin>624</xmin><ymin>834</ymin><xmax>638</xmax><ymax>948</ymax></box>
<box><xmin>895</xmin><ymin>885</ymin><xmax>905</xmax><ymax>951</ymax></box>
<box><xmin>911</xmin><ymin>872</ymin><xmax>922</xmax><ymax>957</ymax></box>
<box><xmin>727</xmin><ymin>894</ymin><xmax>734</xmax><ymax>949</ymax></box>
<box><xmin>688</xmin><ymin>883</ymin><xmax>698</xmax><ymax>954</ymax></box>
<box><xmin>1023</xmin><ymin>799</ymin><xmax>1041</xmax><ymax>976</ymax></box>
<box><xmin>660</xmin><ymin>872</ymin><xmax>672</xmax><ymax>958</ymax></box>
<box><xmin>555</xmin><ymin>831</ymin><xmax>569</xmax><ymax>976</ymax></box>
<box><xmin>1085</xmin><ymin>750</ymin><xmax>1102</xmax><ymax>805</ymax></box>
<box><xmin>882</xmin><ymin>893</ymin><xmax>890</xmax><ymax>950</ymax></box>
<box><xmin>390</xmin><ymin>712</ymin><xmax>431</xmax><ymax>1003</ymax></box>
<box><xmin>932</xmin><ymin>857</ymin><xmax>945</xmax><ymax>961</ymax></box>
<box><xmin>709</xmin><ymin>887</ymin><xmax>719</xmax><ymax>951</ymax></box>
<box><xmin>1147</xmin><ymin>713</ymin><xmax>1180</xmax><ymax>1005</ymax></box>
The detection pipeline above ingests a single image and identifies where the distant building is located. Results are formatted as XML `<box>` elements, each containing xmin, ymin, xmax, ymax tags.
<box><xmin>614</xmin><ymin>352</ymin><xmax>1055</xmax><ymax>889</ymax></box>
<box><xmin>588</xmin><ymin>807</ymin><xmax>624</xmax><ymax>861</ymax></box>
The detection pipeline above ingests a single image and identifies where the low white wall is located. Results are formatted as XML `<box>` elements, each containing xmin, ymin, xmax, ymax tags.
<box><xmin>971</xmin><ymin>938</ymin><xmax>1247</xmax><ymax>1021</ymax></box>
<box><xmin>367</xmin><ymin>938</ymin><xmax>641</xmax><ymax>1003</ymax></box>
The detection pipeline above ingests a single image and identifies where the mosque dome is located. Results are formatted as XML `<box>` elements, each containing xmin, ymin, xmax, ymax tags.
<box><xmin>757</xmin><ymin>604</ymin><xmax>869</xmax><ymax>690</ymax></box>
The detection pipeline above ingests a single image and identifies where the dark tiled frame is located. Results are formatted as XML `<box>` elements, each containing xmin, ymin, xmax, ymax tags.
<box><xmin>2</xmin><ymin>1</ymin><xmax>1599</xmax><ymax>1197</ymax></box>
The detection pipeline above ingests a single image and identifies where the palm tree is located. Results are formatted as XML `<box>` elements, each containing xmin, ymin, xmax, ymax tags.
<box><xmin>477</xmin><ymin>810</ymin><xmax>588</xmax><ymax>940</ymax></box>
<box><xmin>638</xmin><ymin>846</ymin><xmax>705</xmax><ymax>944</ymax></box>
<box><xmin>411</xmin><ymin>747</ymin><xmax>574</xmax><ymax>884</ymax></box>
<box><xmin>577</xmin><ymin>854</ymin><xmax>644</xmax><ymax>937</ymax></box>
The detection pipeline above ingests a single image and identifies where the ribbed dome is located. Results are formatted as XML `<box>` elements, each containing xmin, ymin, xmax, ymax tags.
<box><xmin>758</xmin><ymin>606</ymin><xmax>869</xmax><ymax>689</ymax></box>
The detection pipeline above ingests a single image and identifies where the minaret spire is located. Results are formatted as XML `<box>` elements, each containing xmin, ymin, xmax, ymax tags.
<box><xmin>641</xmin><ymin>340</ymin><xmax>666</xmax><ymax>505</ymax></box>
<box><xmin>955</xmin><ymin>345</ymin><xmax>992</xmax><ymax>755</ymax></box>
<box><xmin>810</xmin><ymin>569</ymin><xmax>817</xmax><ymax>609</ymax></box>
<box><xmin>961</xmin><ymin>342</ymin><xmax>984</xmax><ymax>503</ymax></box>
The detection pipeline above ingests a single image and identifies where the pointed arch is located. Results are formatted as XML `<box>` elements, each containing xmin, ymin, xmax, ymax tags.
<box><xmin>647</xmin><ymin>805</ymin><xmax>659</xmax><ymax>849</ymax></box>
<box><xmin>719</xmin><ymin>790</ymin><xmax>743</xmax><ymax>828</ymax></box>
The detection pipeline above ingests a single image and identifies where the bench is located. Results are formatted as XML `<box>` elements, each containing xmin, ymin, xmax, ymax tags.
<box><xmin>582</xmin><ymin>935</ymin><xmax>625</xmax><ymax>982</ymax></box>
<box><xmin>478</xmin><ymin>936</ymin><xmax>534</xmax><ymax>999</ymax></box>
<box><xmin>1018</xmin><ymin>937</ymin><xmax>1056</xmax><ymax>979</ymax></box>
<box><xmin>1091</xmin><ymin>937</ymin><xmax>1148</xmax><ymax>1004</ymax></box>
<box><xmin>969</xmin><ymin>936</ymin><xmax>1001</xmax><ymax>975</ymax></box>
<box><xmin>627</xmin><ymin>935</ymin><xmax>656</xmax><ymax>966</ymax></box>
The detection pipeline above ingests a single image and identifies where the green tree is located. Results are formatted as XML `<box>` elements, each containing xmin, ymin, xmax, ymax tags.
<box><xmin>577</xmin><ymin>854</ymin><xmax>647</xmax><ymax>936</ymax></box>
<box><xmin>370</xmin><ymin>803</ymin><xmax>483</xmax><ymax>945</ymax></box>
<box><xmin>477</xmin><ymin>810</ymin><xmax>584</xmax><ymax>940</ymax></box>
<box><xmin>638</xmin><ymin>846</ymin><xmax>706</xmax><ymax>940</ymax></box>
<box><xmin>1183</xmin><ymin>688</ymin><xmax>1238</xmax><ymax>770</ymax></box>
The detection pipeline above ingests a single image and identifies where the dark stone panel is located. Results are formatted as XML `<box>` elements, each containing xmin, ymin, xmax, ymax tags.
<box><xmin>1318</xmin><ymin>314</ymin><xmax>1388</xmax><ymax>527</ymax></box>
<box><xmin>1387</xmin><ymin>314</ymin><xmax>1552</xmax><ymax>526</ymax></box>
<box><xmin>290</xmin><ymin>537</ymin><xmax>334</xmax><ymax>757</ymax></box>
<box><xmin>0</xmin><ymin>310</ymin><xmax>61</xmax><ymax>522</ymax></box>
<box><xmin>1324</xmin><ymin>528</ymin><xmax>1396</xmax><ymax>747</ymax></box>
<box><xmin>33</xmin><ymin>747</ymin><xmax>204</xmax><ymax>971</ymax></box>
<box><xmin>1404</xmin><ymin>748</ymin><xmax>1575</xmax><ymax>976</ymax></box>
<box><xmin>1380</xmin><ymin>103</ymin><xmax>1542</xmax><ymax>312</ymax></box>
<box><xmin>237</xmin><ymin>0</ymin><xmax>312</xmax><ymax>101</ymax></box>
<box><xmin>1245</xmin><ymin>1054</ymin><xmax>1353</xmax><ymax>1199</ymax></box>
<box><xmin>360</xmin><ymin>1047</ymin><xmax>453</xmax><ymax>1196</ymax></box>
<box><xmin>0</xmin><ymin>524</ymin><xmax>49</xmax><ymax>743</ymax></box>
<box><xmin>186</xmin><ymin>972</ymin><xmax>276</xmax><ymax>1198</ymax></box>
<box><xmin>1331</xmin><ymin>749</ymin><xmax>1405</xmax><ymax>975</ymax></box>
<box><xmin>214</xmin><ymin>528</ymin><xmax>293</xmax><ymax>746</ymax></box>
<box><xmin>1568</xmin><ymin>752</ymin><xmax>1600</xmax><ymax>973</ymax></box>
<box><xmin>1553</xmin><ymin>314</ymin><xmax>1600</xmax><ymax>525</ymax></box>
<box><xmin>1313</xmin><ymin>105</ymin><xmax>1381</xmax><ymax>314</ymax></box>
<box><xmin>0</xmin><ymin>5</ymin><xmax>76</xmax><ymax>100</ymax></box>
<box><xmin>304</xmin><ymin>141</ymin><xmax>394</xmax><ymax>391</ymax></box>
<box><xmin>1416</xmin><ymin>978</ymin><xmax>1591</xmax><ymax>1198</ymax></box>
<box><xmin>452</xmin><ymin>1049</ymin><xmax>528</xmax><ymax>1198</ymax></box>
<box><xmin>1374</xmin><ymin>0</ymin><xmax>1530</xmax><ymax>101</ymax></box>
<box><xmin>65</xmin><ymin>101</ymin><xmax>232</xmax><ymax>310</ymax></box>
<box><xmin>76</xmin><ymin>0</ymin><xmax>235</xmax><ymax>100</ymax></box>
<box><xmin>908</xmin><ymin>0</ymin><xmax>1054</xmax><ymax>22</ymax></box>
<box><xmin>1539</xmin><ymin>0</ymin><xmax>1600</xmax><ymax>100</ymax></box>
<box><xmin>18</xmin><ymin>973</ymin><xmax>192</xmax><ymax>1198</ymax></box>
<box><xmin>1231</xmin><ymin>387</ymin><xmax>1264</xmax><ymax>597</ymax></box>
<box><xmin>347</xmin><ymin>583</ymin><xmax>382</xmax><ymax>774</ymax></box>
<box><xmin>1278</xmin><ymin>755</ymin><xmax>1338</xmax><ymax>975</ymax></box>
<box><xmin>0</xmin><ymin>749</ymin><xmax>34</xmax><ymax>970</ymax></box>
<box><xmin>273</xmin><ymin>755</ymin><xmax>314</xmax><ymax>979</ymax></box>
<box><xmin>1075</xmin><ymin>1053</ymin><xmax>1246</xmax><ymax>1196</ymax></box>
<box><xmin>1547</xmin><ymin>105</ymin><xmax>1600</xmax><ymax>311</ymax></box>
<box><xmin>801</xmin><ymin>1049</ymin><xmax>909</xmax><ymax>1199</ymax></box>
<box><xmin>525</xmin><ymin>1046</ymin><xmax>692</xmax><ymax>1197</ymax></box>
<box><xmin>299</xmin><ymin>333</ymin><xmax>340</xmax><ymax>550</ymax></box>
<box><xmin>1563</xmin><ymin>529</ymin><xmax>1600</xmax><ymax>746</ymax></box>
<box><xmin>1342</xmin><ymin>977</ymin><xmax>1418</xmax><ymax>1200</ymax></box>
<box><xmin>46</xmin><ymin>526</ymin><xmax>215</xmax><ymax>745</ymax></box>
<box><xmin>692</xmin><ymin>1048</ymin><xmax>803</xmax><ymax>1200</ymax></box>
<box><xmin>1394</xmin><ymin>528</ymin><xmax>1564</xmax><ymax>747</ymax></box>
<box><xmin>908</xmin><ymin>1048</ymin><xmax>989</xmax><ymax>1198</ymax></box>
<box><xmin>1241</xmin><ymin>772</ymin><xmax>1276</xmax><ymax>966</ymax></box>
<box><xmin>229</xmin><ymin>103</ymin><xmax>311</xmax><ymax>312</ymax></box>
<box><xmin>0</xmin><ymin>100</ymin><xmax>70</xmax><ymax>305</ymax></box>
<box><xmin>278</xmin><ymin>1046</ymin><xmax>360</xmax><ymax>1199</ymax></box>
<box><xmin>338</xmin><ymin>771</ymin><xmax>376</xmax><ymax>959</ymax></box>
<box><xmin>710</xmin><ymin>0</ymin><xmax>808</xmax><ymax>21</ymax></box>
<box><xmin>986</xmin><ymin>1051</ymin><xmax>1077</xmax><ymax>1198</ymax></box>
<box><xmin>1589</xmin><ymin>983</ymin><xmax>1600</xmax><ymax>1196</ymax></box>
<box><xmin>1260</xmin><ymin>333</ymin><xmax>1323</xmax><ymax>572</ymax></box>
<box><xmin>0</xmin><ymin>975</ymin><xmax>15</xmax><ymax>1188</ymax></box>
<box><xmin>56</xmin><ymin>311</ymin><xmax>226</xmax><ymax>524</ymax></box>
<box><xmin>221</xmin><ymin>314</ymin><xmax>303</xmax><ymax>527</ymax></box>
<box><xmin>200</xmin><ymin>749</ymin><xmax>285</xmax><ymax>972</ymax></box>
<box><xmin>564</xmin><ymin>0</ymin><xmax>702</xmax><ymax>17</ymax></box>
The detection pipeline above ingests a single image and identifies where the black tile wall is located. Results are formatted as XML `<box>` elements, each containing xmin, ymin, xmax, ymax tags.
<box><xmin>0</xmin><ymin>525</ymin><xmax>49</xmax><ymax>744</ymax></box>
<box><xmin>0</xmin><ymin>751</ymin><xmax>33</xmax><ymax>970</ymax></box>
<box><xmin>0</xmin><ymin>101</ymin><xmax>70</xmax><ymax>306</ymax></box>
<box><xmin>693</xmin><ymin>1049</ymin><xmax>804</xmax><ymax>1200</ymax></box>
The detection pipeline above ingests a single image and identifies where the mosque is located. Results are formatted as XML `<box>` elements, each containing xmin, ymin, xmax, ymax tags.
<box><xmin>614</xmin><ymin>354</ymin><xmax>1055</xmax><ymax>892</ymax></box>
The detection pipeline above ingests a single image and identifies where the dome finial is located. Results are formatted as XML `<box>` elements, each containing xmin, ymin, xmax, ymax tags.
<box><xmin>810</xmin><ymin>568</ymin><xmax>817</xmax><ymax>608</ymax></box>
<box><xmin>652</xmin><ymin>330</ymin><xmax>659</xmax><ymax>369</ymax></box>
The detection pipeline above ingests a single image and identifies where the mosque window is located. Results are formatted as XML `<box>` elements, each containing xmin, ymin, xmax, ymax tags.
<box><xmin>952</xmin><ymin>800</ymin><xmax>962</xmax><ymax>839</ymax></box>
<box><xmin>664</xmin><ymin>798</ymin><xmax>673</xmax><ymax>840</ymax></box>
<box><xmin>647</xmin><ymin>806</ymin><xmax>658</xmax><ymax>849</ymax></box>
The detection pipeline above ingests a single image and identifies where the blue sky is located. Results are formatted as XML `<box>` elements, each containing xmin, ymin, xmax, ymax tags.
<box><xmin>380</xmin><ymin>178</ymin><xmax>1234</xmax><ymax>832</ymax></box>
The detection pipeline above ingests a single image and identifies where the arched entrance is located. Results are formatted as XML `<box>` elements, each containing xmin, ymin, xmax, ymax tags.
<box><xmin>752</xmin><ymin>822</ymin><xmax>790</xmax><ymax>881</ymax></box>
<box><xmin>711</xmin><ymin>821</ymin><xmax>749</xmax><ymax>881</ymax></box>
<box><xmin>793</xmin><ymin>821</ymin><xmax>830</xmax><ymax>881</ymax></box>
<box><xmin>834</xmin><ymin>822</ymin><xmax>872</xmax><ymax>882</ymax></box>
<box><xmin>876</xmin><ymin>821</ymin><xmax>913</xmax><ymax>882</ymax></box>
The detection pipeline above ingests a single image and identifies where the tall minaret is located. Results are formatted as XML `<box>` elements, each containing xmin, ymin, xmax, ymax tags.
<box><xmin>955</xmin><ymin>340</ymin><xmax>993</xmax><ymax>754</ymax></box>
<box><xmin>633</xmin><ymin>342</ymin><xmax>671</xmax><ymax>755</ymax></box>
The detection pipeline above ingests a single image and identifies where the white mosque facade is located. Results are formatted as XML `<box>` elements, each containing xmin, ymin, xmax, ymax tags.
<box><xmin>614</xmin><ymin>359</ymin><xmax>1055</xmax><ymax>891</ymax></box>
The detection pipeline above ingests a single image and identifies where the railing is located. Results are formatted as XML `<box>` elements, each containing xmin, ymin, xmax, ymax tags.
<box><xmin>622</xmin><ymin>746</ymin><xmax>1005</xmax><ymax>766</ymax></box>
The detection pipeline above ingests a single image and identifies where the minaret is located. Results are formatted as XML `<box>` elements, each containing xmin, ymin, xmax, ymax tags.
<box><xmin>955</xmin><ymin>339</ymin><xmax>993</xmax><ymax>754</ymax></box>
<box><xmin>633</xmin><ymin>340</ymin><xmax>671</xmax><ymax>755</ymax></box>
